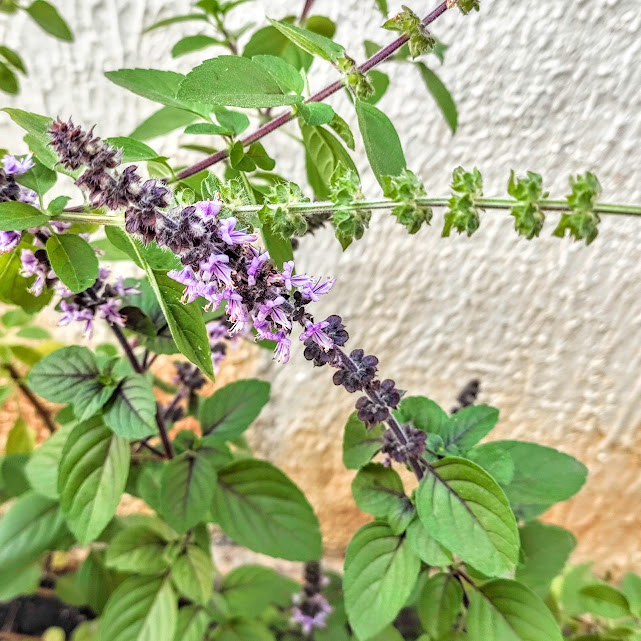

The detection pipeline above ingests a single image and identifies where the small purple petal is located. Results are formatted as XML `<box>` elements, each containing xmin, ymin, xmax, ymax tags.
<box><xmin>2</xmin><ymin>154</ymin><xmax>34</xmax><ymax>175</ymax></box>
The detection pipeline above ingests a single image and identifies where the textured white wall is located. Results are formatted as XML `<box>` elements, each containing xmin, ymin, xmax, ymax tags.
<box><xmin>2</xmin><ymin>0</ymin><xmax>641</xmax><ymax>571</ymax></box>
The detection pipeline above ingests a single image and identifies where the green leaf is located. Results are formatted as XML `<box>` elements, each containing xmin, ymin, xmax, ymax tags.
<box><xmin>105</xmin><ymin>520</ymin><xmax>173</xmax><ymax>574</ymax></box>
<box><xmin>466</xmin><ymin>442</ymin><xmax>515</xmax><ymax>485</ymax></box>
<box><xmin>28</xmin><ymin>346</ymin><xmax>117</xmax><ymax>421</ymax></box>
<box><xmin>300</xmin><ymin>122</ymin><xmax>358</xmax><ymax>199</ymax></box>
<box><xmin>0</xmin><ymin>201</ymin><xmax>49</xmax><ymax>230</ymax></box>
<box><xmin>6</xmin><ymin>416</ymin><xmax>36</xmax><ymax>455</ymax></box>
<box><xmin>130</xmin><ymin>106</ymin><xmax>198</xmax><ymax>141</ymax></box>
<box><xmin>442</xmin><ymin>404</ymin><xmax>499</xmax><ymax>451</ymax></box>
<box><xmin>213</xmin><ymin>458</ymin><xmax>321</xmax><ymax>561</ymax></box>
<box><xmin>561</xmin><ymin>563</ymin><xmax>599</xmax><ymax>617</ymax></box>
<box><xmin>120</xmin><ymin>234</ymin><xmax>214</xmax><ymax>378</ymax></box>
<box><xmin>172</xmin><ymin>34</ymin><xmax>222</xmax><ymax>58</ymax></box>
<box><xmin>344</xmin><ymin>521</ymin><xmax>421</xmax><ymax>640</ymax></box>
<box><xmin>106</xmin><ymin>137</ymin><xmax>160</xmax><ymax>163</ymax></box>
<box><xmin>343</xmin><ymin>412</ymin><xmax>384</xmax><ymax>469</ymax></box>
<box><xmin>351</xmin><ymin>463</ymin><xmax>414</xmax><ymax>534</ymax></box>
<box><xmin>355</xmin><ymin>100</ymin><xmax>405</xmax><ymax>188</ymax></box>
<box><xmin>160</xmin><ymin>450</ymin><xmax>217</xmax><ymax>533</ymax></box>
<box><xmin>215</xmin><ymin>109</ymin><xmax>250</xmax><ymax>135</ymax></box>
<box><xmin>298</xmin><ymin>102</ymin><xmax>335</xmax><ymax>126</ymax></box>
<box><xmin>199</xmin><ymin>379</ymin><xmax>270</xmax><ymax>439</ymax></box>
<box><xmin>220</xmin><ymin>564</ymin><xmax>299</xmax><ymax>618</ymax></box>
<box><xmin>211</xmin><ymin>620</ymin><xmax>276</xmax><ymax>641</ymax></box>
<box><xmin>364</xmin><ymin>70</ymin><xmax>390</xmax><ymax>105</ymax></box>
<box><xmin>179</xmin><ymin>56</ymin><xmax>303</xmax><ymax>108</ymax></box>
<box><xmin>100</xmin><ymin>575</ymin><xmax>177</xmax><ymax>641</ymax></box>
<box><xmin>16</xmin><ymin>158</ymin><xmax>56</xmax><ymax>195</ymax></box>
<box><xmin>622</xmin><ymin>573</ymin><xmax>641</xmax><ymax>617</ymax></box>
<box><xmin>46</xmin><ymin>233</ymin><xmax>99</xmax><ymax>293</ymax></box>
<box><xmin>243</xmin><ymin>24</ymin><xmax>313</xmax><ymax>72</ymax></box>
<box><xmin>26</xmin><ymin>0</ymin><xmax>73</xmax><ymax>40</ymax></box>
<box><xmin>103</xmin><ymin>373</ymin><xmax>158</xmax><ymax>439</ymax></box>
<box><xmin>493</xmin><ymin>441</ymin><xmax>588</xmax><ymax>517</ymax></box>
<box><xmin>260</xmin><ymin>218</ymin><xmax>293</xmax><ymax>269</ymax></box>
<box><xmin>173</xmin><ymin>606</ymin><xmax>209</xmax><ymax>641</ymax></box>
<box><xmin>416</xmin><ymin>63</ymin><xmax>458</xmax><ymax>134</ymax></box>
<box><xmin>328</xmin><ymin>112</ymin><xmax>355</xmax><ymax>150</ymax></box>
<box><xmin>25</xmin><ymin>423</ymin><xmax>74</xmax><ymax>499</ymax></box>
<box><xmin>0</xmin><ymin>560</ymin><xmax>40</xmax><ymax>600</ymax></box>
<box><xmin>516</xmin><ymin>521</ymin><xmax>576</xmax><ymax>597</ymax></box>
<box><xmin>252</xmin><ymin>55</ymin><xmax>304</xmax><ymax>94</ymax></box>
<box><xmin>394</xmin><ymin>395</ymin><xmax>449</xmax><ymax>435</ymax></box>
<box><xmin>0</xmin><ymin>492</ymin><xmax>68</xmax><ymax>570</ymax></box>
<box><xmin>467</xmin><ymin>579</ymin><xmax>562</xmax><ymax>641</ymax></box>
<box><xmin>418</xmin><ymin>573</ymin><xmax>463</xmax><ymax>639</ymax></box>
<box><xmin>144</xmin><ymin>13</ymin><xmax>208</xmax><ymax>32</ymax></box>
<box><xmin>0</xmin><ymin>454</ymin><xmax>31</xmax><ymax>497</ymax></box>
<box><xmin>0</xmin><ymin>61</ymin><xmax>18</xmax><ymax>94</ymax></box>
<box><xmin>104</xmin><ymin>227</ymin><xmax>180</xmax><ymax>271</ymax></box>
<box><xmin>268</xmin><ymin>18</ymin><xmax>344</xmax><ymax>62</ymax></box>
<box><xmin>105</xmin><ymin>68</ymin><xmax>211</xmax><ymax>118</ymax></box>
<box><xmin>58</xmin><ymin>418</ymin><xmax>130</xmax><ymax>544</ymax></box>
<box><xmin>579</xmin><ymin>585</ymin><xmax>632</xmax><ymax>619</ymax></box>
<box><xmin>184</xmin><ymin>122</ymin><xmax>234</xmax><ymax>136</ymax></box>
<box><xmin>171</xmin><ymin>544</ymin><xmax>214</xmax><ymax>604</ymax></box>
<box><xmin>0</xmin><ymin>45</ymin><xmax>26</xmax><ymax>74</ymax></box>
<box><xmin>405</xmin><ymin>516</ymin><xmax>452</xmax><ymax>566</ymax></box>
<box><xmin>416</xmin><ymin>457</ymin><xmax>519</xmax><ymax>577</ymax></box>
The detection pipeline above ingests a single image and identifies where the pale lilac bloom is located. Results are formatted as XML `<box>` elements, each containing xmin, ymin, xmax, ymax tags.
<box><xmin>247</xmin><ymin>251</ymin><xmax>270</xmax><ymax>286</ymax></box>
<box><xmin>291</xmin><ymin>595</ymin><xmax>332</xmax><ymax>635</ymax></box>
<box><xmin>79</xmin><ymin>233</ymin><xmax>91</xmax><ymax>242</ymax></box>
<box><xmin>218</xmin><ymin>217</ymin><xmax>257</xmax><ymax>245</ymax></box>
<box><xmin>0</xmin><ymin>231</ymin><xmax>21</xmax><ymax>254</ymax></box>
<box><xmin>2</xmin><ymin>154</ymin><xmax>34</xmax><ymax>175</ymax></box>
<box><xmin>98</xmin><ymin>267</ymin><xmax>111</xmax><ymax>281</ymax></box>
<box><xmin>183</xmin><ymin>282</ymin><xmax>205</xmax><ymax>305</ymax></box>
<box><xmin>20</xmin><ymin>249</ymin><xmax>47</xmax><ymax>296</ymax></box>
<box><xmin>18</xmin><ymin>186</ymin><xmax>38</xmax><ymax>204</ymax></box>
<box><xmin>212</xmin><ymin>349</ymin><xmax>226</xmax><ymax>373</ymax></box>
<box><xmin>169</xmin><ymin>266</ymin><xmax>198</xmax><ymax>287</ymax></box>
<box><xmin>200</xmin><ymin>253</ymin><xmax>232</xmax><ymax>285</ymax></box>
<box><xmin>28</xmin><ymin>226</ymin><xmax>51</xmax><ymax>246</ymax></box>
<box><xmin>302</xmin><ymin>278</ymin><xmax>335</xmax><ymax>302</ymax></box>
<box><xmin>222</xmin><ymin>288</ymin><xmax>247</xmax><ymax>325</ymax></box>
<box><xmin>50</xmin><ymin>220</ymin><xmax>72</xmax><ymax>233</ymax></box>
<box><xmin>258</xmin><ymin>296</ymin><xmax>291</xmax><ymax>329</ymax></box>
<box><xmin>55</xmin><ymin>282</ymin><xmax>74</xmax><ymax>298</ymax></box>
<box><xmin>300</xmin><ymin>320</ymin><xmax>333</xmax><ymax>351</ymax></box>
<box><xmin>253</xmin><ymin>317</ymin><xmax>273</xmax><ymax>341</ymax></box>
<box><xmin>207</xmin><ymin>320</ymin><xmax>229</xmax><ymax>343</ymax></box>
<box><xmin>273</xmin><ymin>331</ymin><xmax>291</xmax><ymax>363</ymax></box>
<box><xmin>113</xmin><ymin>277</ymin><xmax>141</xmax><ymax>297</ymax></box>
<box><xmin>194</xmin><ymin>199</ymin><xmax>222</xmax><ymax>220</ymax></box>
<box><xmin>281</xmin><ymin>260</ymin><xmax>312</xmax><ymax>291</ymax></box>
<box><xmin>98</xmin><ymin>300</ymin><xmax>125</xmax><ymax>326</ymax></box>
<box><xmin>58</xmin><ymin>301</ymin><xmax>94</xmax><ymax>338</ymax></box>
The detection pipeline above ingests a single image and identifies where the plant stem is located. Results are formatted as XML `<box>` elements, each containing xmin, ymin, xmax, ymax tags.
<box><xmin>155</xmin><ymin>406</ymin><xmax>175</xmax><ymax>459</ymax></box>
<box><xmin>300</xmin><ymin>0</ymin><xmax>316</xmax><ymax>22</ymax></box>
<box><xmin>3</xmin><ymin>363</ymin><xmax>56</xmax><ymax>433</ymax></box>
<box><xmin>109</xmin><ymin>323</ymin><xmax>143</xmax><ymax>374</ymax></box>
<box><xmin>174</xmin><ymin>1</ymin><xmax>451</xmax><ymax>180</ymax></box>
<box><xmin>56</xmin><ymin>198</ymin><xmax>641</xmax><ymax>227</ymax></box>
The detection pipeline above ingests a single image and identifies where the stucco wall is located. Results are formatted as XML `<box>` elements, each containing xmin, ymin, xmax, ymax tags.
<box><xmin>2</xmin><ymin>0</ymin><xmax>641</xmax><ymax>574</ymax></box>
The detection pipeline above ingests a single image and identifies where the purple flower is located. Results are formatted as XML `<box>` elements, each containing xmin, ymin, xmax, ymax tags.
<box><xmin>300</xmin><ymin>320</ymin><xmax>333</xmax><ymax>351</ymax></box>
<box><xmin>200</xmin><ymin>253</ymin><xmax>233</xmax><ymax>285</ymax></box>
<box><xmin>194</xmin><ymin>199</ymin><xmax>222</xmax><ymax>220</ymax></box>
<box><xmin>207</xmin><ymin>320</ymin><xmax>229</xmax><ymax>343</ymax></box>
<box><xmin>0</xmin><ymin>231</ymin><xmax>21</xmax><ymax>254</ymax></box>
<box><xmin>258</xmin><ymin>296</ymin><xmax>292</xmax><ymax>330</ymax></box>
<box><xmin>113</xmin><ymin>276</ymin><xmax>141</xmax><ymax>297</ymax></box>
<box><xmin>18</xmin><ymin>186</ymin><xmax>38</xmax><ymax>204</ymax></box>
<box><xmin>58</xmin><ymin>301</ymin><xmax>95</xmax><ymax>338</ymax></box>
<box><xmin>218</xmin><ymin>217</ymin><xmax>257</xmax><ymax>245</ymax></box>
<box><xmin>253</xmin><ymin>317</ymin><xmax>273</xmax><ymax>340</ymax></box>
<box><xmin>281</xmin><ymin>260</ymin><xmax>312</xmax><ymax>291</ymax></box>
<box><xmin>98</xmin><ymin>300</ymin><xmax>125</xmax><ymax>326</ymax></box>
<box><xmin>199</xmin><ymin>283</ymin><xmax>223</xmax><ymax>310</ymax></box>
<box><xmin>273</xmin><ymin>331</ymin><xmax>291</xmax><ymax>363</ymax></box>
<box><xmin>247</xmin><ymin>251</ymin><xmax>270</xmax><ymax>286</ymax></box>
<box><xmin>222</xmin><ymin>288</ymin><xmax>249</xmax><ymax>330</ymax></box>
<box><xmin>20</xmin><ymin>249</ymin><xmax>48</xmax><ymax>295</ymax></box>
<box><xmin>2</xmin><ymin>154</ymin><xmax>34</xmax><ymax>175</ymax></box>
<box><xmin>302</xmin><ymin>278</ymin><xmax>335</xmax><ymax>302</ymax></box>
<box><xmin>50</xmin><ymin>220</ymin><xmax>72</xmax><ymax>234</ymax></box>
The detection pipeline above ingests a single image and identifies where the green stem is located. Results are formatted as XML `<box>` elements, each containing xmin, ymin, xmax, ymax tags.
<box><xmin>55</xmin><ymin>198</ymin><xmax>641</xmax><ymax>227</ymax></box>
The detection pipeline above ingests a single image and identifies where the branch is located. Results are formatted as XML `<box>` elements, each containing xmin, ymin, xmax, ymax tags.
<box><xmin>109</xmin><ymin>322</ymin><xmax>143</xmax><ymax>374</ymax></box>
<box><xmin>174</xmin><ymin>1</ymin><xmax>451</xmax><ymax>180</ymax></box>
<box><xmin>55</xmin><ymin>198</ymin><xmax>641</xmax><ymax>227</ymax></box>
<box><xmin>3</xmin><ymin>363</ymin><xmax>56</xmax><ymax>433</ymax></box>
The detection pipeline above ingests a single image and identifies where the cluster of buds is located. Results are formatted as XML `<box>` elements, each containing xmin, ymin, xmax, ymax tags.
<box><xmin>291</xmin><ymin>562</ymin><xmax>332</xmax><ymax>636</ymax></box>
<box><xmin>450</xmin><ymin>378</ymin><xmax>480</xmax><ymax>414</ymax></box>
<box><xmin>48</xmin><ymin>119</ymin><xmax>428</xmax><ymax>473</ymax></box>
<box><xmin>162</xmin><ymin>361</ymin><xmax>208</xmax><ymax>422</ymax></box>
<box><xmin>57</xmin><ymin>269</ymin><xmax>140</xmax><ymax>338</ymax></box>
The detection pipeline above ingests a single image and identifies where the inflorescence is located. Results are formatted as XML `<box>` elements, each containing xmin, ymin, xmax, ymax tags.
<box><xmin>291</xmin><ymin>561</ymin><xmax>332</xmax><ymax>635</ymax></box>
<box><xmin>48</xmin><ymin>119</ymin><xmax>429</xmax><ymax>469</ymax></box>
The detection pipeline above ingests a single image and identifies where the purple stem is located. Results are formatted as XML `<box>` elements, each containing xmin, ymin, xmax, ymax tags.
<box><xmin>175</xmin><ymin>1</ymin><xmax>450</xmax><ymax>180</ymax></box>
